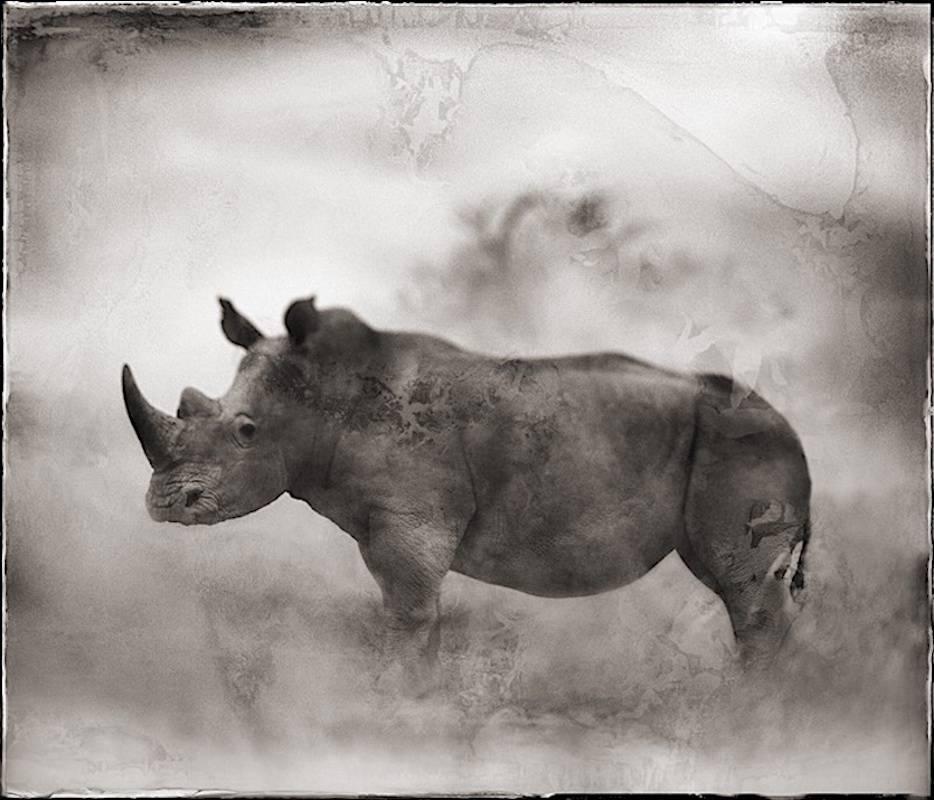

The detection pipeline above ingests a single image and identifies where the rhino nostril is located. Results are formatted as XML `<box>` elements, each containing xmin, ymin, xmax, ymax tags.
<box><xmin>184</xmin><ymin>489</ymin><xmax>203</xmax><ymax>508</ymax></box>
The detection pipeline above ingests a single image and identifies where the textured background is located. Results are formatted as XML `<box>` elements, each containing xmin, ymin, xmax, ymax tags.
<box><xmin>3</xmin><ymin>4</ymin><xmax>930</xmax><ymax>794</ymax></box>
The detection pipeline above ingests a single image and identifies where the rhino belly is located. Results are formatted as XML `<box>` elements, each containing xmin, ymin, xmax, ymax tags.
<box><xmin>450</xmin><ymin>483</ymin><xmax>685</xmax><ymax>598</ymax></box>
<box><xmin>451</xmin><ymin>377</ymin><xmax>695</xmax><ymax>597</ymax></box>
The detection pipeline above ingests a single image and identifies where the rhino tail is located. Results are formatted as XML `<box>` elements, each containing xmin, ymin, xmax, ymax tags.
<box><xmin>788</xmin><ymin>517</ymin><xmax>811</xmax><ymax>601</ymax></box>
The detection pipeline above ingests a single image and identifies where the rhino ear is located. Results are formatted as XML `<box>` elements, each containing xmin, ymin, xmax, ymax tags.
<box><xmin>284</xmin><ymin>296</ymin><xmax>320</xmax><ymax>347</ymax></box>
<box><xmin>219</xmin><ymin>297</ymin><xmax>263</xmax><ymax>349</ymax></box>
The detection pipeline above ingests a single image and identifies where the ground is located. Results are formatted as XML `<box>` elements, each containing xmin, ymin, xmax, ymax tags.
<box><xmin>4</xmin><ymin>394</ymin><xmax>928</xmax><ymax>794</ymax></box>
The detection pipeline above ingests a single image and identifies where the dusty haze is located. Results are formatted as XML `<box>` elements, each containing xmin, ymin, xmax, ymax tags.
<box><xmin>3</xmin><ymin>4</ymin><xmax>930</xmax><ymax>794</ymax></box>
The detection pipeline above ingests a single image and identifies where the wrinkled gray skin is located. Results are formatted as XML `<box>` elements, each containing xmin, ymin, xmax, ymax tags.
<box><xmin>123</xmin><ymin>297</ymin><xmax>811</xmax><ymax>695</ymax></box>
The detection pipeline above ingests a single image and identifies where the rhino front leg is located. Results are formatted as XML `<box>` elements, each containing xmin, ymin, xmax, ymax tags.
<box><xmin>359</xmin><ymin>506</ymin><xmax>463</xmax><ymax>698</ymax></box>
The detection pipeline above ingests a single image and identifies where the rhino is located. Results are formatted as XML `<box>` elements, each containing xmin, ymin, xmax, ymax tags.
<box><xmin>122</xmin><ymin>296</ymin><xmax>811</xmax><ymax>693</ymax></box>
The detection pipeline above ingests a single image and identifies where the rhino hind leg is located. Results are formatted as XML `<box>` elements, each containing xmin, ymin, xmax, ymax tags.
<box><xmin>683</xmin><ymin>377</ymin><xmax>812</xmax><ymax>670</ymax></box>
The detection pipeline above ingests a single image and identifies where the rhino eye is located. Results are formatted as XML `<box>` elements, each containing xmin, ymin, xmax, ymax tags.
<box><xmin>233</xmin><ymin>414</ymin><xmax>257</xmax><ymax>446</ymax></box>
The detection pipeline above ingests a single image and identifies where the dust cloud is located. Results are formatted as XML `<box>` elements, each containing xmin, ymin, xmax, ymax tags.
<box><xmin>3</xmin><ymin>5</ymin><xmax>929</xmax><ymax>794</ymax></box>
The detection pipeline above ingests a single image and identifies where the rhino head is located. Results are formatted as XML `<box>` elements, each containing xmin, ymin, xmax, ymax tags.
<box><xmin>122</xmin><ymin>296</ymin><xmax>370</xmax><ymax>525</ymax></box>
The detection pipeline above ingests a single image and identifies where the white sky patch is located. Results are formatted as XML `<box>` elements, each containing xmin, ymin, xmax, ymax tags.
<box><xmin>561</xmin><ymin>24</ymin><xmax>858</xmax><ymax>216</ymax></box>
<box><xmin>360</xmin><ymin>9</ymin><xmax>859</xmax><ymax>216</ymax></box>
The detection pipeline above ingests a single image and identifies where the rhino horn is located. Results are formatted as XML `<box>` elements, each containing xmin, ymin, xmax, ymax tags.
<box><xmin>122</xmin><ymin>364</ymin><xmax>182</xmax><ymax>469</ymax></box>
<box><xmin>177</xmin><ymin>386</ymin><xmax>220</xmax><ymax>419</ymax></box>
